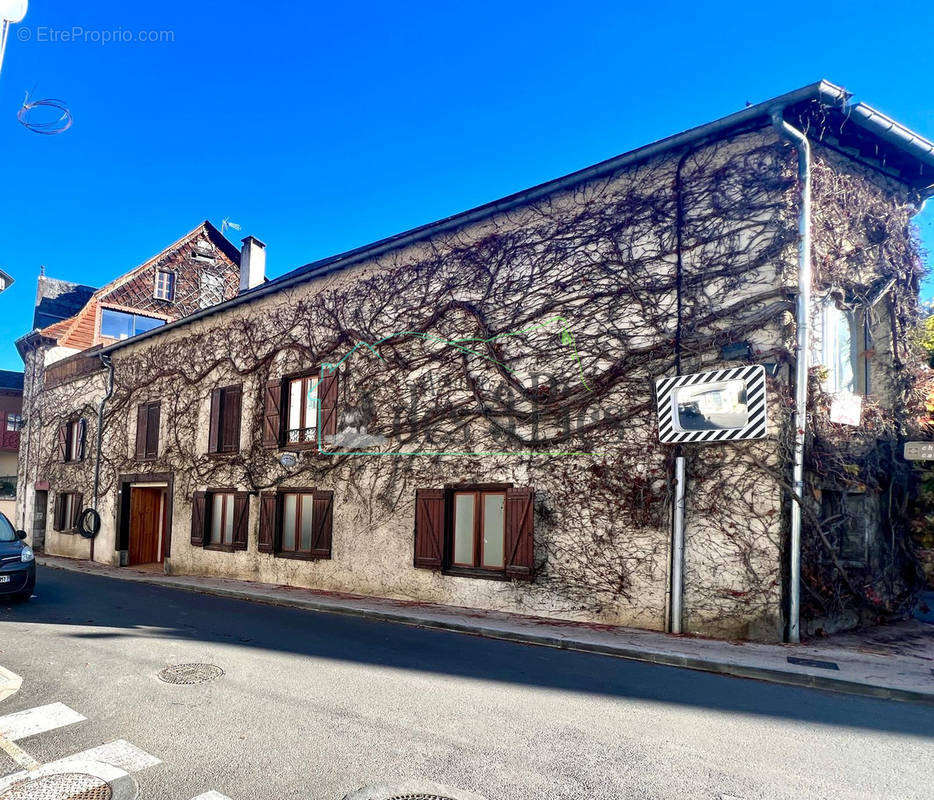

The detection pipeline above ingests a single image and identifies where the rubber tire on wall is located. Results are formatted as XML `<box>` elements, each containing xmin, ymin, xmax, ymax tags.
<box><xmin>77</xmin><ymin>508</ymin><xmax>101</xmax><ymax>539</ymax></box>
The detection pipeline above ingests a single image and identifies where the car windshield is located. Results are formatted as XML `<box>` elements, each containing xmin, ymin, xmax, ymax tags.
<box><xmin>0</xmin><ymin>513</ymin><xmax>16</xmax><ymax>542</ymax></box>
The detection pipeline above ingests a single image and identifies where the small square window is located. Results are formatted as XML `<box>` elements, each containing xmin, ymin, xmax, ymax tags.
<box><xmin>154</xmin><ymin>270</ymin><xmax>176</xmax><ymax>301</ymax></box>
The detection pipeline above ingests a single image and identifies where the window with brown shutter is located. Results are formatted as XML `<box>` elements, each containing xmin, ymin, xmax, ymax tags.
<box><xmin>52</xmin><ymin>491</ymin><xmax>82</xmax><ymax>533</ymax></box>
<box><xmin>60</xmin><ymin>419</ymin><xmax>86</xmax><ymax>463</ymax></box>
<box><xmin>262</xmin><ymin>380</ymin><xmax>281</xmax><ymax>448</ymax></box>
<box><xmin>190</xmin><ymin>491</ymin><xmax>206</xmax><ymax>546</ymax></box>
<box><xmin>191</xmin><ymin>489</ymin><xmax>250</xmax><ymax>552</ymax></box>
<box><xmin>255</xmin><ymin>487</ymin><xmax>334</xmax><ymax>559</ymax></box>
<box><xmin>413</xmin><ymin>484</ymin><xmax>535</xmax><ymax>580</ymax></box>
<box><xmin>208</xmin><ymin>385</ymin><xmax>242</xmax><ymax>454</ymax></box>
<box><xmin>281</xmin><ymin>368</ymin><xmax>338</xmax><ymax>448</ymax></box>
<box><xmin>135</xmin><ymin>402</ymin><xmax>160</xmax><ymax>461</ymax></box>
<box><xmin>258</xmin><ymin>491</ymin><xmax>277</xmax><ymax>553</ymax></box>
<box><xmin>414</xmin><ymin>489</ymin><xmax>444</xmax><ymax>569</ymax></box>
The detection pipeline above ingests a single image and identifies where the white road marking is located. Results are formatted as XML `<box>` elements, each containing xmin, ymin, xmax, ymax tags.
<box><xmin>0</xmin><ymin>702</ymin><xmax>86</xmax><ymax>741</ymax></box>
<box><xmin>190</xmin><ymin>793</ymin><xmax>234</xmax><ymax>800</ymax></box>
<box><xmin>65</xmin><ymin>739</ymin><xmax>161</xmax><ymax>772</ymax></box>
<box><xmin>0</xmin><ymin>733</ymin><xmax>40</xmax><ymax>771</ymax></box>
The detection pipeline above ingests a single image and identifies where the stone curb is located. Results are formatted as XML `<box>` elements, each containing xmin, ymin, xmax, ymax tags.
<box><xmin>37</xmin><ymin>557</ymin><xmax>934</xmax><ymax>708</ymax></box>
<box><xmin>0</xmin><ymin>665</ymin><xmax>22</xmax><ymax>704</ymax></box>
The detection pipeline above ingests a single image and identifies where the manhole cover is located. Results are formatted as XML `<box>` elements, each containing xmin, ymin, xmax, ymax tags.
<box><xmin>0</xmin><ymin>772</ymin><xmax>113</xmax><ymax>800</ymax></box>
<box><xmin>157</xmin><ymin>663</ymin><xmax>224</xmax><ymax>684</ymax></box>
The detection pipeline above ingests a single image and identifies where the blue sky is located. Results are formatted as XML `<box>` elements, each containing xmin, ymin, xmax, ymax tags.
<box><xmin>0</xmin><ymin>0</ymin><xmax>931</xmax><ymax>371</ymax></box>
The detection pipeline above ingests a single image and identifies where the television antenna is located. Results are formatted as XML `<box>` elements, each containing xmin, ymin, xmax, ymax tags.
<box><xmin>221</xmin><ymin>217</ymin><xmax>242</xmax><ymax>235</ymax></box>
<box><xmin>0</xmin><ymin>1</ymin><xmax>28</xmax><ymax>79</ymax></box>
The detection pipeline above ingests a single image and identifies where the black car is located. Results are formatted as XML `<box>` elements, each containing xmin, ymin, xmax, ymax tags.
<box><xmin>0</xmin><ymin>512</ymin><xmax>35</xmax><ymax>601</ymax></box>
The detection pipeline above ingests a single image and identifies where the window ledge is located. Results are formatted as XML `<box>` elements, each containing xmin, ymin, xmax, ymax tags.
<box><xmin>204</xmin><ymin>543</ymin><xmax>236</xmax><ymax>553</ymax></box>
<box><xmin>442</xmin><ymin>567</ymin><xmax>509</xmax><ymax>582</ymax></box>
<box><xmin>279</xmin><ymin>442</ymin><xmax>320</xmax><ymax>452</ymax></box>
<box><xmin>273</xmin><ymin>551</ymin><xmax>330</xmax><ymax>562</ymax></box>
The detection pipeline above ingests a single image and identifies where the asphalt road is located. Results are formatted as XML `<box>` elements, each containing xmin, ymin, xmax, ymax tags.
<box><xmin>1</xmin><ymin>566</ymin><xmax>932</xmax><ymax>800</ymax></box>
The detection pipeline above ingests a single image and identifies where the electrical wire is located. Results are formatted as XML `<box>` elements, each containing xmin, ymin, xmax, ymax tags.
<box><xmin>17</xmin><ymin>93</ymin><xmax>73</xmax><ymax>134</ymax></box>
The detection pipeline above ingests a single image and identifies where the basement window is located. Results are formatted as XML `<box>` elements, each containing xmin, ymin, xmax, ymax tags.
<box><xmin>820</xmin><ymin>490</ymin><xmax>872</xmax><ymax>565</ymax></box>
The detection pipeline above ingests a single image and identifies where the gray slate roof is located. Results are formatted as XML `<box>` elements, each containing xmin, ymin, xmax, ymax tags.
<box><xmin>0</xmin><ymin>370</ymin><xmax>24</xmax><ymax>392</ymax></box>
<box><xmin>33</xmin><ymin>276</ymin><xmax>97</xmax><ymax>330</ymax></box>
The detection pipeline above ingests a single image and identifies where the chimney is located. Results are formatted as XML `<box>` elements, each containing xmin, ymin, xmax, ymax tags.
<box><xmin>239</xmin><ymin>236</ymin><xmax>266</xmax><ymax>292</ymax></box>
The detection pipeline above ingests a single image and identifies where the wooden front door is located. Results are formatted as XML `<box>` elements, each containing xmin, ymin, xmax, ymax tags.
<box><xmin>128</xmin><ymin>487</ymin><xmax>164</xmax><ymax>566</ymax></box>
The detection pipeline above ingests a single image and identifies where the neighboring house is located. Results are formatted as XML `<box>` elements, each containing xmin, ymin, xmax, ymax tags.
<box><xmin>0</xmin><ymin>370</ymin><xmax>23</xmax><ymax>522</ymax></box>
<box><xmin>0</xmin><ymin>268</ymin><xmax>13</xmax><ymax>294</ymax></box>
<box><xmin>14</xmin><ymin>82</ymin><xmax>934</xmax><ymax>642</ymax></box>
<box><xmin>15</xmin><ymin>220</ymin><xmax>243</xmax><ymax>552</ymax></box>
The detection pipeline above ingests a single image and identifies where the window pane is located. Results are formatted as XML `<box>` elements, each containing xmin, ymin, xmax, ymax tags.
<box><xmin>133</xmin><ymin>314</ymin><xmax>164</xmax><ymax>335</ymax></box>
<box><xmin>63</xmin><ymin>495</ymin><xmax>72</xmax><ymax>528</ymax></box>
<box><xmin>101</xmin><ymin>309</ymin><xmax>134</xmax><ymax>340</ymax></box>
<box><xmin>300</xmin><ymin>494</ymin><xmax>314</xmax><ymax>551</ymax></box>
<box><xmin>288</xmin><ymin>380</ymin><xmax>302</xmax><ymax>441</ymax></box>
<box><xmin>210</xmin><ymin>494</ymin><xmax>224</xmax><ymax>543</ymax></box>
<box><xmin>453</xmin><ymin>494</ymin><xmax>475</xmax><ymax>565</ymax></box>
<box><xmin>224</xmin><ymin>494</ymin><xmax>234</xmax><ymax>544</ymax></box>
<box><xmin>482</xmin><ymin>493</ymin><xmax>505</xmax><ymax>568</ymax></box>
<box><xmin>304</xmin><ymin>378</ymin><xmax>319</xmax><ymax>435</ymax></box>
<box><xmin>837</xmin><ymin>312</ymin><xmax>855</xmax><ymax>394</ymax></box>
<box><xmin>282</xmin><ymin>494</ymin><xmax>297</xmax><ymax>550</ymax></box>
<box><xmin>69</xmin><ymin>421</ymin><xmax>80</xmax><ymax>460</ymax></box>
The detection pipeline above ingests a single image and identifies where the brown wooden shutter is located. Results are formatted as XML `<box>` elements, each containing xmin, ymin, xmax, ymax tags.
<box><xmin>319</xmin><ymin>369</ymin><xmax>338</xmax><ymax>438</ymax></box>
<box><xmin>135</xmin><ymin>405</ymin><xmax>148</xmax><ymax>460</ymax></box>
<box><xmin>190</xmin><ymin>491</ymin><xmax>206</xmax><ymax>547</ymax></box>
<box><xmin>414</xmin><ymin>488</ymin><xmax>444</xmax><ymax>569</ymax></box>
<box><xmin>57</xmin><ymin>423</ymin><xmax>68</xmax><ymax>462</ymax></box>
<box><xmin>232</xmin><ymin>492</ymin><xmax>250</xmax><ymax>551</ymax></box>
<box><xmin>311</xmin><ymin>491</ymin><xmax>333</xmax><ymax>559</ymax></box>
<box><xmin>145</xmin><ymin>402</ymin><xmax>160</xmax><ymax>458</ymax></box>
<box><xmin>222</xmin><ymin>386</ymin><xmax>242</xmax><ymax>452</ymax></box>
<box><xmin>208</xmin><ymin>389</ymin><xmax>222</xmax><ymax>453</ymax></box>
<box><xmin>505</xmin><ymin>487</ymin><xmax>535</xmax><ymax>580</ymax></box>
<box><xmin>258</xmin><ymin>491</ymin><xmax>277</xmax><ymax>553</ymax></box>
<box><xmin>52</xmin><ymin>492</ymin><xmax>64</xmax><ymax>531</ymax></box>
<box><xmin>76</xmin><ymin>419</ymin><xmax>87</xmax><ymax>461</ymax></box>
<box><xmin>262</xmin><ymin>380</ymin><xmax>281</xmax><ymax>448</ymax></box>
<box><xmin>71</xmin><ymin>493</ymin><xmax>83</xmax><ymax>530</ymax></box>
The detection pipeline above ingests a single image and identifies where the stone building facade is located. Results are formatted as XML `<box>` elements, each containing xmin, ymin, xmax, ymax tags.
<box><xmin>15</xmin><ymin>83</ymin><xmax>934</xmax><ymax>641</ymax></box>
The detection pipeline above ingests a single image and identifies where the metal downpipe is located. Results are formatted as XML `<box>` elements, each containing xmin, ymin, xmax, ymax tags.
<box><xmin>670</xmin><ymin>455</ymin><xmax>686</xmax><ymax>633</ymax></box>
<box><xmin>93</xmin><ymin>354</ymin><xmax>114</xmax><ymax>510</ymax></box>
<box><xmin>771</xmin><ymin>110</ymin><xmax>811</xmax><ymax>644</ymax></box>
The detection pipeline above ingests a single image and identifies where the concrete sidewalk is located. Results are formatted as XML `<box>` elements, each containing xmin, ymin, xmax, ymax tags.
<box><xmin>34</xmin><ymin>555</ymin><xmax>934</xmax><ymax>706</ymax></box>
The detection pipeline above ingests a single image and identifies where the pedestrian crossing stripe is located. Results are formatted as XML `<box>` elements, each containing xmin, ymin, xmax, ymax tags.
<box><xmin>655</xmin><ymin>365</ymin><xmax>767</xmax><ymax>444</ymax></box>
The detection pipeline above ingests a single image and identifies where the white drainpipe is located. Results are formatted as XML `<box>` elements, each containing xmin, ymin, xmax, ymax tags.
<box><xmin>771</xmin><ymin>109</ymin><xmax>812</xmax><ymax>644</ymax></box>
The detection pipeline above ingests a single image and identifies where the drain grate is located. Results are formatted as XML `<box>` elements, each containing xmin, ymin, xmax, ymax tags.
<box><xmin>786</xmin><ymin>656</ymin><xmax>839</xmax><ymax>670</ymax></box>
<box><xmin>343</xmin><ymin>785</ymin><xmax>487</xmax><ymax>800</ymax></box>
<box><xmin>157</xmin><ymin>663</ymin><xmax>224</xmax><ymax>685</ymax></box>
<box><xmin>0</xmin><ymin>772</ymin><xmax>113</xmax><ymax>800</ymax></box>
<box><xmin>384</xmin><ymin>796</ymin><xmax>457</xmax><ymax>800</ymax></box>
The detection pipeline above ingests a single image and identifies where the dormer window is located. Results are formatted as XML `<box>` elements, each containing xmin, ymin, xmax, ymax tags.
<box><xmin>100</xmin><ymin>308</ymin><xmax>165</xmax><ymax>341</ymax></box>
<box><xmin>154</xmin><ymin>270</ymin><xmax>176</xmax><ymax>301</ymax></box>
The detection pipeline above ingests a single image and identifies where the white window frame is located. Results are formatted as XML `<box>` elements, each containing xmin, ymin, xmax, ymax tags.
<box><xmin>154</xmin><ymin>269</ymin><xmax>176</xmax><ymax>301</ymax></box>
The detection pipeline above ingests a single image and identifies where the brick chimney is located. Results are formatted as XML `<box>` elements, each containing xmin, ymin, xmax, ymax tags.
<box><xmin>239</xmin><ymin>236</ymin><xmax>266</xmax><ymax>292</ymax></box>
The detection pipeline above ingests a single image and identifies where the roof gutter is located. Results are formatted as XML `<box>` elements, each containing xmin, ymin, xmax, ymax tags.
<box><xmin>98</xmin><ymin>81</ymin><xmax>850</xmax><ymax>357</ymax></box>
